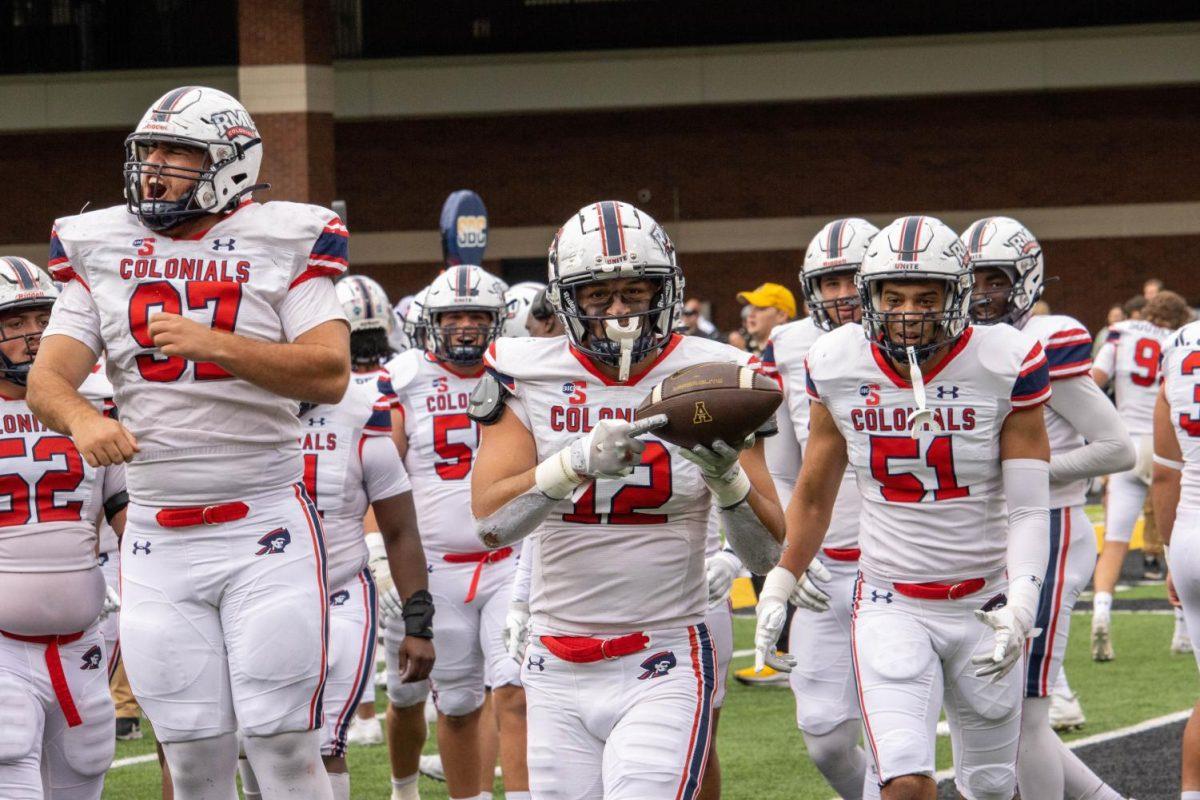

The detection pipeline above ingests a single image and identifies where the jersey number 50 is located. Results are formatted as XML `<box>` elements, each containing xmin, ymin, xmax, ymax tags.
<box><xmin>129</xmin><ymin>281</ymin><xmax>242</xmax><ymax>382</ymax></box>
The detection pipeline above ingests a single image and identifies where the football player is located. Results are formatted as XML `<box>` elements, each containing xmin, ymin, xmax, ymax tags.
<box><xmin>503</xmin><ymin>281</ymin><xmax>547</xmax><ymax>339</ymax></box>
<box><xmin>1091</xmin><ymin>289</ymin><xmax>1193</xmax><ymax>660</ymax></box>
<box><xmin>29</xmin><ymin>86</ymin><xmax>351</xmax><ymax>800</ymax></box>
<box><xmin>385</xmin><ymin>266</ymin><xmax>529</xmax><ymax>800</ymax></box>
<box><xmin>239</xmin><ymin>275</ymin><xmax>435</xmax><ymax>800</ymax></box>
<box><xmin>756</xmin><ymin>216</ymin><xmax>1051</xmax><ymax>800</ymax></box>
<box><xmin>965</xmin><ymin>216</ymin><xmax>1136</xmax><ymax>800</ymax></box>
<box><xmin>756</xmin><ymin>218</ymin><xmax>880</xmax><ymax>800</ymax></box>
<box><xmin>0</xmin><ymin>257</ymin><xmax>127</xmax><ymax>799</ymax></box>
<box><xmin>1151</xmin><ymin>317</ymin><xmax>1200</xmax><ymax>798</ymax></box>
<box><xmin>470</xmin><ymin>201</ymin><xmax>785</xmax><ymax>799</ymax></box>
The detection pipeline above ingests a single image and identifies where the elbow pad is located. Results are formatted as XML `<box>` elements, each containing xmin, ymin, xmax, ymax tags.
<box><xmin>468</xmin><ymin>373</ymin><xmax>509</xmax><ymax>425</ymax></box>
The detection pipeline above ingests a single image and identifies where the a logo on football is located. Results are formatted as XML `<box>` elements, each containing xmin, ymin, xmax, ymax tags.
<box><xmin>693</xmin><ymin>400</ymin><xmax>713</xmax><ymax>425</ymax></box>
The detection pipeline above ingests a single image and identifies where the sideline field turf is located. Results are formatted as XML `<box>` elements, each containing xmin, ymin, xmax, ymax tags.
<box><xmin>102</xmin><ymin>580</ymin><xmax>1195</xmax><ymax>799</ymax></box>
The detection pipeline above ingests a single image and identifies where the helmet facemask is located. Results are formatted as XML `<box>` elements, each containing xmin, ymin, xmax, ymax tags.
<box><xmin>0</xmin><ymin>301</ymin><xmax>54</xmax><ymax>386</ymax></box>
<box><xmin>802</xmin><ymin>266</ymin><xmax>862</xmax><ymax>332</ymax></box>
<box><xmin>858</xmin><ymin>273</ymin><xmax>972</xmax><ymax>364</ymax></box>
<box><xmin>556</xmin><ymin>272</ymin><xmax>681</xmax><ymax>381</ymax></box>
<box><xmin>427</xmin><ymin>309</ymin><xmax>502</xmax><ymax>365</ymax></box>
<box><xmin>968</xmin><ymin>261</ymin><xmax>1043</xmax><ymax>327</ymax></box>
<box><xmin>123</xmin><ymin>134</ymin><xmax>263</xmax><ymax>231</ymax></box>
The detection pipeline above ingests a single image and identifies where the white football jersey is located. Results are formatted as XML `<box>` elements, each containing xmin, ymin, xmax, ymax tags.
<box><xmin>486</xmin><ymin>333</ymin><xmax>755</xmax><ymax>636</ymax></box>
<box><xmin>299</xmin><ymin>378</ymin><xmax>409</xmax><ymax>588</ymax></box>
<box><xmin>386</xmin><ymin>349</ymin><xmax>484</xmax><ymax>557</ymax></box>
<box><xmin>0</xmin><ymin>397</ymin><xmax>126</xmax><ymax>572</ymax></box>
<box><xmin>44</xmin><ymin>202</ymin><xmax>348</xmax><ymax>506</ymax></box>
<box><xmin>1163</xmin><ymin>321</ymin><xmax>1200</xmax><ymax>511</ymax></box>
<box><xmin>1094</xmin><ymin>319</ymin><xmax>1176</xmax><ymax>435</ymax></box>
<box><xmin>1021</xmin><ymin>314</ymin><xmax>1094</xmax><ymax>508</ymax></box>
<box><xmin>806</xmin><ymin>323</ymin><xmax>1050</xmax><ymax>584</ymax></box>
<box><xmin>762</xmin><ymin>317</ymin><xmax>860</xmax><ymax>551</ymax></box>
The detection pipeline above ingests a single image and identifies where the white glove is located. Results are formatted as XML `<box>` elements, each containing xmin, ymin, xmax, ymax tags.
<box><xmin>705</xmin><ymin>550</ymin><xmax>741</xmax><ymax>606</ymax></box>
<box><xmin>98</xmin><ymin>585</ymin><xmax>121</xmax><ymax>621</ymax></box>
<box><xmin>535</xmin><ymin>415</ymin><xmax>667</xmax><ymax>499</ymax></box>
<box><xmin>369</xmin><ymin>550</ymin><xmax>404</xmax><ymax>625</ymax></box>
<box><xmin>971</xmin><ymin>586</ymin><xmax>1040</xmax><ymax>681</ymax></box>
<box><xmin>789</xmin><ymin>559</ymin><xmax>833</xmax><ymax>613</ymax></box>
<box><xmin>753</xmin><ymin>566</ymin><xmax>799</xmax><ymax>674</ymax></box>
<box><xmin>504</xmin><ymin>600</ymin><xmax>531</xmax><ymax>663</ymax></box>
<box><xmin>679</xmin><ymin>435</ymin><xmax>755</xmax><ymax>507</ymax></box>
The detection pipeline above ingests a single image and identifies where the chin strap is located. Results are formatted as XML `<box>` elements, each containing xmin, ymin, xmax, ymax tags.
<box><xmin>906</xmin><ymin>346</ymin><xmax>941</xmax><ymax>438</ymax></box>
<box><xmin>605</xmin><ymin>317</ymin><xmax>642</xmax><ymax>381</ymax></box>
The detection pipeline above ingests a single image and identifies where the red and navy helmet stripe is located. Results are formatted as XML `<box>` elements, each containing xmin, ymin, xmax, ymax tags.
<box><xmin>826</xmin><ymin>219</ymin><xmax>848</xmax><ymax>258</ymax></box>
<box><xmin>455</xmin><ymin>264</ymin><xmax>471</xmax><ymax>297</ymax></box>
<box><xmin>151</xmin><ymin>86</ymin><xmax>197</xmax><ymax>121</ymax></box>
<box><xmin>596</xmin><ymin>201</ymin><xmax>626</xmax><ymax>258</ymax></box>
<box><xmin>2</xmin><ymin>257</ymin><xmax>37</xmax><ymax>290</ymax></box>
<box><xmin>897</xmin><ymin>216</ymin><xmax>924</xmax><ymax>261</ymax></box>
<box><xmin>967</xmin><ymin>217</ymin><xmax>993</xmax><ymax>255</ymax></box>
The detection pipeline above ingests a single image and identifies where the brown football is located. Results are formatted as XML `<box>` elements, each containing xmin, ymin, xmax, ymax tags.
<box><xmin>636</xmin><ymin>362</ymin><xmax>782</xmax><ymax>450</ymax></box>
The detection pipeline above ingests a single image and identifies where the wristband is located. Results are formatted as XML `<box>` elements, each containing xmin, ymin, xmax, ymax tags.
<box><xmin>535</xmin><ymin>447</ymin><xmax>585</xmax><ymax>500</ymax></box>
<box><xmin>1153</xmin><ymin>453</ymin><xmax>1185</xmax><ymax>471</ymax></box>
<box><xmin>402</xmin><ymin>589</ymin><xmax>435</xmax><ymax>639</ymax></box>
<box><xmin>707</xmin><ymin>466</ymin><xmax>752</xmax><ymax>508</ymax></box>
<box><xmin>758</xmin><ymin>565</ymin><xmax>798</xmax><ymax>607</ymax></box>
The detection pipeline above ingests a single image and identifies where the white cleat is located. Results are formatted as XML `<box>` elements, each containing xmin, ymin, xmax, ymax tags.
<box><xmin>419</xmin><ymin>753</ymin><xmax>446</xmax><ymax>782</ymax></box>
<box><xmin>1172</xmin><ymin>620</ymin><xmax>1193</xmax><ymax>655</ymax></box>
<box><xmin>346</xmin><ymin>714</ymin><xmax>384</xmax><ymax>746</ymax></box>
<box><xmin>1091</xmin><ymin>615</ymin><xmax>1114</xmax><ymax>662</ymax></box>
<box><xmin>1049</xmin><ymin>691</ymin><xmax>1086</xmax><ymax>731</ymax></box>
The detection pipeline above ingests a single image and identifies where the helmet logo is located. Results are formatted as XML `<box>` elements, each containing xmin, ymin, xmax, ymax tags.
<box><xmin>209</xmin><ymin>108</ymin><xmax>258</xmax><ymax>140</ymax></box>
<box><xmin>1005</xmin><ymin>229</ymin><xmax>1039</xmax><ymax>256</ymax></box>
<box><xmin>649</xmin><ymin>224</ymin><xmax>675</xmax><ymax>262</ymax></box>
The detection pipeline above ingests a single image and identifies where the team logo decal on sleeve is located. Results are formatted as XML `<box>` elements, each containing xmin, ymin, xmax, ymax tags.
<box><xmin>81</xmin><ymin>646</ymin><xmax>103</xmax><ymax>670</ymax></box>
<box><xmin>637</xmin><ymin>651</ymin><xmax>677</xmax><ymax>680</ymax></box>
<box><xmin>255</xmin><ymin>528</ymin><xmax>292</xmax><ymax>555</ymax></box>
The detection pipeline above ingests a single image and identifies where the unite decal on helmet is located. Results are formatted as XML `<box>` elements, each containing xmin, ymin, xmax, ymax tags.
<box><xmin>857</xmin><ymin>215</ymin><xmax>972</xmax><ymax>362</ymax></box>
<box><xmin>802</xmin><ymin>217</ymin><xmax>879</xmax><ymax>331</ymax></box>
<box><xmin>961</xmin><ymin>216</ymin><xmax>1045</xmax><ymax>326</ymax></box>
<box><xmin>0</xmin><ymin>257</ymin><xmax>59</xmax><ymax>385</ymax></box>
<box><xmin>548</xmin><ymin>201</ymin><xmax>683</xmax><ymax>381</ymax></box>
<box><xmin>337</xmin><ymin>275</ymin><xmax>394</xmax><ymax>367</ymax></box>
<box><xmin>422</xmin><ymin>265</ymin><xmax>507</xmax><ymax>364</ymax></box>
<box><xmin>124</xmin><ymin>85</ymin><xmax>267</xmax><ymax>231</ymax></box>
<box><xmin>502</xmin><ymin>281</ymin><xmax>546</xmax><ymax>338</ymax></box>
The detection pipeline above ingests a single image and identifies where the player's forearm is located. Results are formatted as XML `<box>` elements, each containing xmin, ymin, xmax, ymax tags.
<box><xmin>721</xmin><ymin>501</ymin><xmax>783</xmax><ymax>575</ymax></box>
<box><xmin>211</xmin><ymin>333</ymin><xmax>349</xmax><ymax>404</ymax></box>
<box><xmin>27</xmin><ymin>368</ymin><xmax>102</xmax><ymax>436</ymax></box>
<box><xmin>475</xmin><ymin>480</ymin><xmax>561</xmax><ymax>550</ymax></box>
<box><xmin>1151</xmin><ymin>465</ymin><xmax>1182</xmax><ymax>545</ymax></box>
<box><xmin>382</xmin><ymin>524</ymin><xmax>429</xmax><ymax>599</ymax></box>
<box><xmin>778</xmin><ymin>494</ymin><xmax>833</xmax><ymax>578</ymax></box>
<box><xmin>1048</xmin><ymin>376</ymin><xmax>1136</xmax><ymax>482</ymax></box>
<box><xmin>1002</xmin><ymin>459</ymin><xmax>1051</xmax><ymax>620</ymax></box>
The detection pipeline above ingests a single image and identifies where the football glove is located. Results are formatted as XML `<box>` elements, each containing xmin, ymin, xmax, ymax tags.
<box><xmin>705</xmin><ymin>550</ymin><xmax>741</xmax><ymax>606</ymax></box>
<box><xmin>790</xmin><ymin>559</ymin><xmax>833</xmax><ymax>613</ymax></box>
<box><xmin>971</xmin><ymin>591</ymin><xmax>1040</xmax><ymax>682</ymax></box>
<box><xmin>679</xmin><ymin>435</ymin><xmax>755</xmax><ymax>507</ymax></box>
<box><xmin>504</xmin><ymin>600</ymin><xmax>531</xmax><ymax>663</ymax></box>
<box><xmin>98</xmin><ymin>585</ymin><xmax>121</xmax><ymax>621</ymax></box>
<box><xmin>753</xmin><ymin>566</ymin><xmax>799</xmax><ymax>674</ymax></box>
<box><xmin>535</xmin><ymin>416</ymin><xmax>667</xmax><ymax>499</ymax></box>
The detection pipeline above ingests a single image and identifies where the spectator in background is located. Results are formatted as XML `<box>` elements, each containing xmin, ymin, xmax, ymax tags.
<box><xmin>1094</xmin><ymin>302</ymin><xmax>1127</xmax><ymax>356</ymax></box>
<box><xmin>679</xmin><ymin>297</ymin><xmax>721</xmax><ymax>340</ymax></box>
<box><xmin>1125</xmin><ymin>295</ymin><xmax>1147</xmax><ymax>320</ymax></box>
<box><xmin>1144</xmin><ymin>277</ymin><xmax>1164</xmax><ymax>300</ymax></box>
<box><xmin>736</xmin><ymin>282</ymin><xmax>796</xmax><ymax>355</ymax></box>
<box><xmin>525</xmin><ymin>288</ymin><xmax>563</xmax><ymax>337</ymax></box>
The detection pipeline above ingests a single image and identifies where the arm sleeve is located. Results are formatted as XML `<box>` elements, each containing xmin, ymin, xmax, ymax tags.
<box><xmin>361</xmin><ymin>434</ymin><xmax>412</xmax><ymax>502</ymax></box>
<box><xmin>43</xmin><ymin>280</ymin><xmax>103</xmax><ymax>356</ymax></box>
<box><xmin>1093</xmin><ymin>340</ymin><xmax>1117</xmax><ymax>377</ymax></box>
<box><xmin>511</xmin><ymin>533</ymin><xmax>537</xmax><ymax>604</ymax></box>
<box><xmin>764</xmin><ymin>402</ymin><xmax>801</xmax><ymax>498</ymax></box>
<box><xmin>1046</xmin><ymin>374</ymin><xmax>1137</xmax><ymax>481</ymax></box>
<box><xmin>279</xmin><ymin>276</ymin><xmax>347</xmax><ymax>341</ymax></box>
<box><xmin>1002</xmin><ymin>458</ymin><xmax>1050</xmax><ymax>617</ymax></box>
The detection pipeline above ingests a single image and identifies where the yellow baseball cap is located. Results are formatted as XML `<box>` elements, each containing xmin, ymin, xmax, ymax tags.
<box><xmin>737</xmin><ymin>283</ymin><xmax>796</xmax><ymax>318</ymax></box>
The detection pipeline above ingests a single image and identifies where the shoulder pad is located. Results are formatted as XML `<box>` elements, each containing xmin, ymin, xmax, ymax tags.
<box><xmin>468</xmin><ymin>373</ymin><xmax>510</xmax><ymax>425</ymax></box>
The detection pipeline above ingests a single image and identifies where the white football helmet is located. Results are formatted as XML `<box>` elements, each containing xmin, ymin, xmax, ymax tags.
<box><xmin>548</xmin><ymin>201</ymin><xmax>683</xmax><ymax>380</ymax></box>
<box><xmin>801</xmin><ymin>218</ymin><xmax>879</xmax><ymax>331</ymax></box>
<box><xmin>961</xmin><ymin>216</ymin><xmax>1045</xmax><ymax>327</ymax></box>
<box><xmin>0</xmin><ymin>257</ymin><xmax>59</xmax><ymax>385</ymax></box>
<box><xmin>124</xmin><ymin>86</ymin><xmax>265</xmax><ymax>231</ymax></box>
<box><xmin>422</xmin><ymin>265</ymin><xmax>507</xmax><ymax>364</ymax></box>
<box><xmin>857</xmin><ymin>216</ymin><xmax>972</xmax><ymax>362</ymax></box>
<box><xmin>503</xmin><ymin>281</ymin><xmax>546</xmax><ymax>338</ymax></box>
<box><xmin>337</xmin><ymin>275</ymin><xmax>394</xmax><ymax>367</ymax></box>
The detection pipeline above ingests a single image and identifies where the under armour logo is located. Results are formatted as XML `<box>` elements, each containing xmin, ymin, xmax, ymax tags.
<box><xmin>132</xmin><ymin>541</ymin><xmax>151</xmax><ymax>555</ymax></box>
<box><xmin>212</xmin><ymin>237</ymin><xmax>236</xmax><ymax>251</ymax></box>
<box><xmin>870</xmin><ymin>590</ymin><xmax>893</xmax><ymax>604</ymax></box>
<box><xmin>307</xmin><ymin>417</ymin><xmax>327</xmax><ymax>426</ymax></box>
<box><xmin>527</xmin><ymin>654</ymin><xmax>546</xmax><ymax>672</ymax></box>
<box><xmin>329</xmin><ymin>590</ymin><xmax>350</xmax><ymax>607</ymax></box>
<box><xmin>81</xmin><ymin>645</ymin><xmax>103</xmax><ymax>670</ymax></box>
<box><xmin>935</xmin><ymin>385</ymin><xmax>960</xmax><ymax>399</ymax></box>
